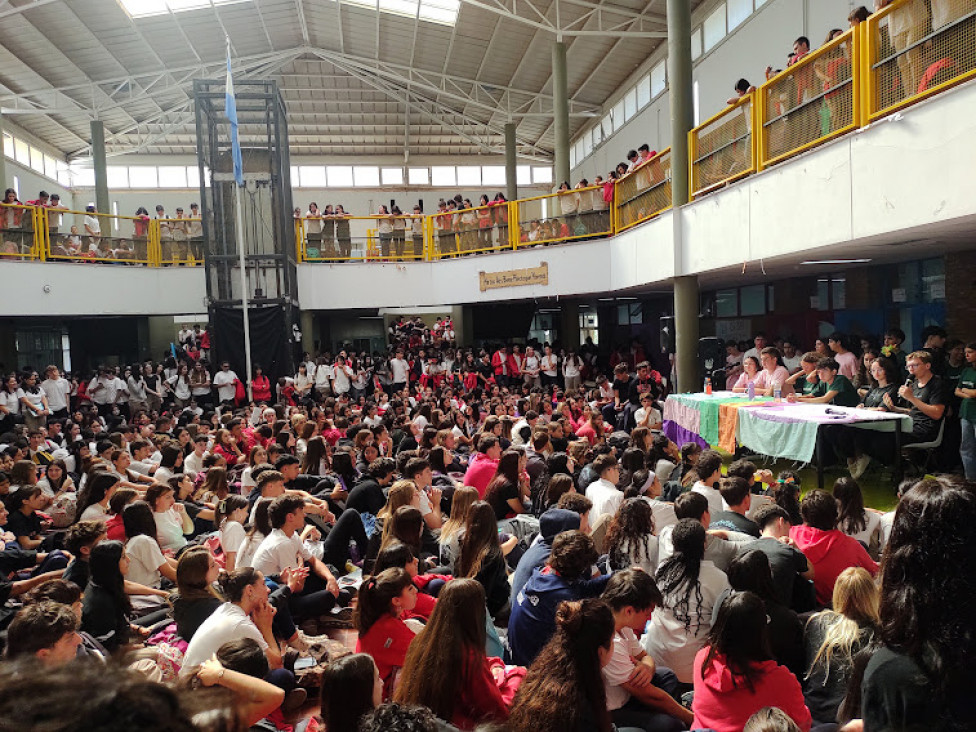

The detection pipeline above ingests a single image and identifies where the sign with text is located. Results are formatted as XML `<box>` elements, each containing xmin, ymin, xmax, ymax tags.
<box><xmin>479</xmin><ymin>262</ymin><xmax>549</xmax><ymax>292</ymax></box>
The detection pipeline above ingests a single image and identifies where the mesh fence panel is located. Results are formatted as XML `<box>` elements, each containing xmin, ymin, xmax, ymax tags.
<box><xmin>692</xmin><ymin>98</ymin><xmax>754</xmax><ymax>196</ymax></box>
<box><xmin>615</xmin><ymin>151</ymin><xmax>672</xmax><ymax>231</ymax></box>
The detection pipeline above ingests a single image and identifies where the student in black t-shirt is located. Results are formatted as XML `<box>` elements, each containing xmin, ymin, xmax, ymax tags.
<box><xmin>710</xmin><ymin>476</ymin><xmax>760</xmax><ymax>537</ymax></box>
<box><xmin>346</xmin><ymin>457</ymin><xmax>395</xmax><ymax>517</ymax></box>
<box><xmin>742</xmin><ymin>504</ymin><xmax>813</xmax><ymax>610</ymax></box>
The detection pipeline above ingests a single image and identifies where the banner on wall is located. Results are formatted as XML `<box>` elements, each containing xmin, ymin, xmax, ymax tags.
<box><xmin>478</xmin><ymin>262</ymin><xmax>549</xmax><ymax>292</ymax></box>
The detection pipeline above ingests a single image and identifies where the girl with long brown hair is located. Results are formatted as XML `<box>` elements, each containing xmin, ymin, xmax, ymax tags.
<box><xmin>438</xmin><ymin>485</ymin><xmax>479</xmax><ymax>569</ymax></box>
<box><xmin>353</xmin><ymin>568</ymin><xmax>418</xmax><ymax>694</ymax></box>
<box><xmin>508</xmin><ymin>598</ymin><xmax>616</xmax><ymax>732</ymax></box>
<box><xmin>395</xmin><ymin>578</ymin><xmax>509</xmax><ymax>730</ymax></box>
<box><xmin>456</xmin><ymin>501</ymin><xmax>510</xmax><ymax>619</ymax></box>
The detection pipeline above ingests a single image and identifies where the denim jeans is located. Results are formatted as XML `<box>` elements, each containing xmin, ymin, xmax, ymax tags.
<box><xmin>961</xmin><ymin>418</ymin><xmax>976</xmax><ymax>480</ymax></box>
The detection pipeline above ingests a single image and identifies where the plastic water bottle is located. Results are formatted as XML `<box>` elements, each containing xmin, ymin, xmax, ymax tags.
<box><xmin>704</xmin><ymin>377</ymin><xmax>712</xmax><ymax>395</ymax></box>
<box><xmin>773</xmin><ymin>383</ymin><xmax>782</xmax><ymax>401</ymax></box>
<box><xmin>747</xmin><ymin>381</ymin><xmax>755</xmax><ymax>400</ymax></box>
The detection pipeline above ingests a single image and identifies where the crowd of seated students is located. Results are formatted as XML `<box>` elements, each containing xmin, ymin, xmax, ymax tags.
<box><xmin>0</xmin><ymin>314</ymin><xmax>974</xmax><ymax>730</ymax></box>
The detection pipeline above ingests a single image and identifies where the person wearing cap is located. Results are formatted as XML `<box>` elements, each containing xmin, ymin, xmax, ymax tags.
<box><xmin>187</xmin><ymin>203</ymin><xmax>204</xmax><ymax>261</ymax></box>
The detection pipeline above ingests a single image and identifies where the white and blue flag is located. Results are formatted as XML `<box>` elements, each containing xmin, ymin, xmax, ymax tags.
<box><xmin>225</xmin><ymin>38</ymin><xmax>243</xmax><ymax>187</ymax></box>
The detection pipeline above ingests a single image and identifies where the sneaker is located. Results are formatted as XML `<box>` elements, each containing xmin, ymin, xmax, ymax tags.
<box><xmin>851</xmin><ymin>454</ymin><xmax>871</xmax><ymax>480</ymax></box>
<box><xmin>281</xmin><ymin>687</ymin><xmax>308</xmax><ymax>714</ymax></box>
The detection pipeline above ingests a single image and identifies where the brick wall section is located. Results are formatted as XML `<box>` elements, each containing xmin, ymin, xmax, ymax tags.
<box><xmin>946</xmin><ymin>250</ymin><xmax>976</xmax><ymax>340</ymax></box>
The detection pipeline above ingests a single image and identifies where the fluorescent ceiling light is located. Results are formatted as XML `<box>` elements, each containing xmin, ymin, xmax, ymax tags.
<box><xmin>118</xmin><ymin>0</ymin><xmax>248</xmax><ymax>19</ymax></box>
<box><xmin>800</xmin><ymin>259</ymin><xmax>871</xmax><ymax>265</ymax></box>
<box><xmin>341</xmin><ymin>0</ymin><xmax>461</xmax><ymax>25</ymax></box>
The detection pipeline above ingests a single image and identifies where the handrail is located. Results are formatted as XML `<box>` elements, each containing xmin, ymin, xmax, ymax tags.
<box><xmin>689</xmin><ymin>94</ymin><xmax>755</xmax><ymax>198</ymax></box>
<box><xmin>862</xmin><ymin>0</ymin><xmax>976</xmax><ymax>122</ymax></box>
<box><xmin>613</xmin><ymin>148</ymin><xmax>672</xmax><ymax>233</ymax></box>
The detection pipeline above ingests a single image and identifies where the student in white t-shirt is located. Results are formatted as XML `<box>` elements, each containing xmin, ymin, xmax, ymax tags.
<box><xmin>212</xmin><ymin>361</ymin><xmax>239</xmax><ymax>405</ymax></box>
<box><xmin>251</xmin><ymin>495</ymin><xmax>348</xmax><ymax>620</ymax></box>
<box><xmin>641</xmin><ymin>520</ymin><xmax>730</xmax><ymax>683</ymax></box>
<box><xmin>216</xmin><ymin>495</ymin><xmax>250</xmax><ymax>573</ymax></box>
<box><xmin>601</xmin><ymin>569</ymin><xmax>695</xmax><ymax>730</ymax></box>
<box><xmin>690</xmin><ymin>451</ymin><xmax>724</xmax><ymax>519</ymax></box>
<box><xmin>122</xmin><ymin>500</ymin><xmax>177</xmax><ymax>612</ymax></box>
<box><xmin>145</xmin><ymin>483</ymin><xmax>194</xmax><ymax>555</ymax></box>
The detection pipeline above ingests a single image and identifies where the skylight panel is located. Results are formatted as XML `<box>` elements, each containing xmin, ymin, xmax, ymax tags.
<box><xmin>118</xmin><ymin>0</ymin><xmax>248</xmax><ymax>19</ymax></box>
<box><xmin>341</xmin><ymin>0</ymin><xmax>461</xmax><ymax>26</ymax></box>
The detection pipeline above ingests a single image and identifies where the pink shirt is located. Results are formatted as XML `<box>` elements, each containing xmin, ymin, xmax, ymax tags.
<box><xmin>754</xmin><ymin>366</ymin><xmax>793</xmax><ymax>395</ymax></box>
<box><xmin>834</xmin><ymin>351</ymin><xmax>858</xmax><ymax>379</ymax></box>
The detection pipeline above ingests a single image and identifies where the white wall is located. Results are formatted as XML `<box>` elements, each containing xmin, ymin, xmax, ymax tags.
<box><xmin>0</xmin><ymin>261</ymin><xmax>205</xmax><ymax>317</ymax></box>
<box><xmin>571</xmin><ymin>0</ymin><xmax>854</xmax><ymax>183</ymax></box>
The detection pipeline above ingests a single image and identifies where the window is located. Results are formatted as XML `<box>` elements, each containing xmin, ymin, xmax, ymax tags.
<box><xmin>703</xmin><ymin>3</ymin><xmax>727</xmax><ymax>52</ymax></box>
<box><xmin>431</xmin><ymin>166</ymin><xmax>456</xmax><ymax>186</ymax></box>
<box><xmin>617</xmin><ymin>303</ymin><xmax>643</xmax><ymax>325</ymax></box>
<box><xmin>456</xmin><ymin>166</ymin><xmax>481</xmax><ymax>186</ymax></box>
<box><xmin>601</xmin><ymin>114</ymin><xmax>614</xmax><ymax>140</ymax></box>
<box><xmin>693</xmin><ymin>80</ymin><xmax>700</xmax><ymax>126</ymax></box>
<box><xmin>13</xmin><ymin>139</ymin><xmax>29</xmax><ymax>165</ymax></box>
<box><xmin>118</xmin><ymin>0</ymin><xmax>248</xmax><ymax>20</ymax></box>
<box><xmin>650</xmin><ymin>61</ymin><xmax>667</xmax><ymax>98</ymax></box>
<box><xmin>740</xmin><ymin>284</ymin><xmax>766</xmax><ymax>316</ymax></box>
<box><xmin>481</xmin><ymin>166</ymin><xmax>505</xmax><ymax>186</ymax></box>
<box><xmin>158</xmin><ymin>166</ymin><xmax>187</xmax><ymax>188</ymax></box>
<box><xmin>44</xmin><ymin>155</ymin><xmax>59</xmax><ymax>180</ymax></box>
<box><xmin>71</xmin><ymin>166</ymin><xmax>95</xmax><ymax>188</ymax></box>
<box><xmin>290</xmin><ymin>166</ymin><xmax>301</xmax><ymax>186</ymax></box>
<box><xmin>691</xmin><ymin>27</ymin><xmax>703</xmax><ymax>60</ymax></box>
<box><xmin>637</xmin><ymin>74</ymin><xmax>651</xmax><ymax>108</ymax></box>
<box><xmin>716</xmin><ymin>289</ymin><xmax>737</xmax><ymax>317</ymax></box>
<box><xmin>112</xmin><ymin>201</ymin><xmax>120</xmax><ymax>232</ymax></box>
<box><xmin>295</xmin><ymin>166</ymin><xmax>322</xmax><ymax>187</ymax></box>
<box><xmin>128</xmin><ymin>167</ymin><xmax>158</xmax><ymax>188</ymax></box>
<box><xmin>326</xmin><ymin>166</ymin><xmax>353</xmax><ymax>187</ymax></box>
<box><xmin>339</xmin><ymin>0</ymin><xmax>460</xmax><ymax>26</ymax></box>
<box><xmin>353</xmin><ymin>166</ymin><xmax>380</xmax><ymax>187</ymax></box>
<box><xmin>29</xmin><ymin>146</ymin><xmax>45</xmax><ymax>173</ymax></box>
<box><xmin>569</xmin><ymin>147</ymin><xmax>577</xmax><ymax>169</ymax></box>
<box><xmin>381</xmin><ymin>167</ymin><xmax>404</xmax><ymax>185</ymax></box>
<box><xmin>590</xmin><ymin>125</ymin><xmax>603</xmax><ymax>148</ymax></box>
<box><xmin>623</xmin><ymin>88</ymin><xmax>638</xmax><ymax>121</ymax></box>
<box><xmin>408</xmin><ymin>167</ymin><xmax>429</xmax><ymax>185</ymax></box>
<box><xmin>532</xmin><ymin>167</ymin><xmax>553</xmax><ymax>185</ymax></box>
<box><xmin>186</xmin><ymin>166</ymin><xmax>201</xmax><ymax>189</ymax></box>
<box><xmin>516</xmin><ymin>165</ymin><xmax>531</xmax><ymax>185</ymax></box>
<box><xmin>57</xmin><ymin>162</ymin><xmax>71</xmax><ymax>187</ymax></box>
<box><xmin>582</xmin><ymin>133</ymin><xmax>593</xmax><ymax>157</ymax></box>
<box><xmin>106</xmin><ymin>166</ymin><xmax>129</xmax><ymax>189</ymax></box>
<box><xmin>11</xmin><ymin>175</ymin><xmax>19</xmax><ymax>198</ymax></box>
<box><xmin>612</xmin><ymin>99</ymin><xmax>626</xmax><ymax>132</ymax></box>
<box><xmin>2</xmin><ymin>133</ymin><xmax>11</xmax><ymax>157</ymax></box>
<box><xmin>727</xmin><ymin>0</ymin><xmax>752</xmax><ymax>30</ymax></box>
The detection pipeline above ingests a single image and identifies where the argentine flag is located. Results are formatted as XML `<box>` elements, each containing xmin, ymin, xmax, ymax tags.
<box><xmin>225</xmin><ymin>38</ymin><xmax>244</xmax><ymax>187</ymax></box>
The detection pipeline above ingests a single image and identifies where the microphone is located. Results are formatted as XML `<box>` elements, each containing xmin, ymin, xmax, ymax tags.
<box><xmin>824</xmin><ymin>407</ymin><xmax>844</xmax><ymax>416</ymax></box>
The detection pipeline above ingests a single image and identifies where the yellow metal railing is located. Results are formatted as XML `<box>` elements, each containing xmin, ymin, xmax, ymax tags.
<box><xmin>758</xmin><ymin>27</ymin><xmax>859</xmax><ymax>168</ymax></box>
<box><xmin>297</xmin><ymin>214</ymin><xmax>429</xmax><ymax>262</ymax></box>
<box><xmin>0</xmin><ymin>203</ymin><xmax>42</xmax><ymax>260</ymax></box>
<box><xmin>690</xmin><ymin>95</ymin><xmax>755</xmax><ymax>198</ymax></box>
<box><xmin>613</xmin><ymin>149</ymin><xmax>672</xmax><ymax>233</ymax></box>
<box><xmin>514</xmin><ymin>185</ymin><xmax>611</xmax><ymax>248</ymax></box>
<box><xmin>862</xmin><ymin>0</ymin><xmax>976</xmax><ymax>122</ymax></box>
<box><xmin>427</xmin><ymin>202</ymin><xmax>514</xmax><ymax>260</ymax></box>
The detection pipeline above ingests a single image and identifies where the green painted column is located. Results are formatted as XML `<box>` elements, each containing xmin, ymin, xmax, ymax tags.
<box><xmin>505</xmin><ymin>122</ymin><xmax>518</xmax><ymax>202</ymax></box>
<box><xmin>560</xmin><ymin>302</ymin><xmax>580</xmax><ymax>351</ymax></box>
<box><xmin>552</xmin><ymin>40</ymin><xmax>570</xmax><ymax>186</ymax></box>
<box><xmin>90</xmin><ymin>120</ymin><xmax>110</xmax><ymax>218</ymax></box>
<box><xmin>668</xmin><ymin>0</ymin><xmax>699</xmax><ymax>393</ymax></box>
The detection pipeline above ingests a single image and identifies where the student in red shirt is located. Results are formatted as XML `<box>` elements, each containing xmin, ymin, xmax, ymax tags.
<box><xmin>789</xmin><ymin>490</ymin><xmax>878</xmax><ymax>606</ymax></box>
<box><xmin>396</xmin><ymin>578</ymin><xmax>512</xmax><ymax>730</ymax></box>
<box><xmin>692</xmin><ymin>591</ymin><xmax>811</xmax><ymax>732</ymax></box>
<box><xmin>463</xmin><ymin>434</ymin><xmax>503</xmax><ymax>499</ymax></box>
<box><xmin>250</xmin><ymin>366</ymin><xmax>272</xmax><ymax>404</ymax></box>
<box><xmin>354</xmin><ymin>568</ymin><xmax>418</xmax><ymax>695</ymax></box>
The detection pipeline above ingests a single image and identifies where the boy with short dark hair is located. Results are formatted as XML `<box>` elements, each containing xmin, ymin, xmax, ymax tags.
<box><xmin>601</xmin><ymin>569</ymin><xmax>692</xmax><ymax>730</ymax></box>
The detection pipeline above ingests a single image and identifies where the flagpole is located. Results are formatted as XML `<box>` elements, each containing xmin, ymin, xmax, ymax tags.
<box><xmin>226</xmin><ymin>37</ymin><xmax>253</xmax><ymax>402</ymax></box>
<box><xmin>235</xmin><ymin>181</ymin><xmax>253</xmax><ymax>402</ymax></box>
